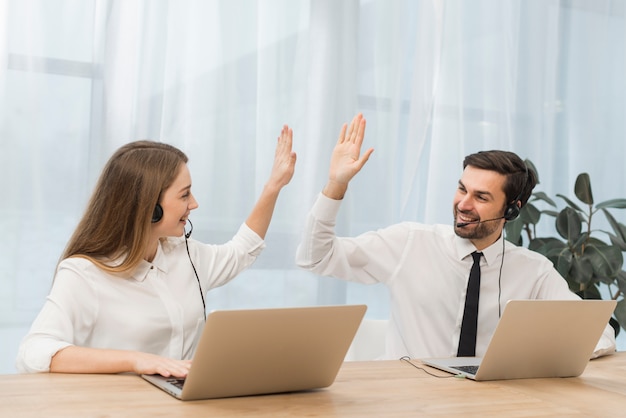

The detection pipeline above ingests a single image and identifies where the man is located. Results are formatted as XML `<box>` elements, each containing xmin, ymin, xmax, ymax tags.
<box><xmin>296</xmin><ymin>113</ymin><xmax>615</xmax><ymax>360</ymax></box>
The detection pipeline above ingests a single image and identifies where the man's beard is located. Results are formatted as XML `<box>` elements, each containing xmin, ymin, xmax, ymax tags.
<box><xmin>454</xmin><ymin>211</ymin><xmax>502</xmax><ymax>240</ymax></box>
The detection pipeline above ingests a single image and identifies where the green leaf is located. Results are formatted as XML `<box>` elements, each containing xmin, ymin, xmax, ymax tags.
<box><xmin>556</xmin><ymin>194</ymin><xmax>584</xmax><ymax>212</ymax></box>
<box><xmin>555</xmin><ymin>252</ymin><xmax>574</xmax><ymax>280</ymax></box>
<box><xmin>542</xmin><ymin>209</ymin><xmax>559</xmax><ymax>218</ymax></box>
<box><xmin>504</xmin><ymin>219</ymin><xmax>523</xmax><ymax>245</ymax></box>
<box><xmin>530</xmin><ymin>191</ymin><xmax>556</xmax><ymax>207</ymax></box>
<box><xmin>555</xmin><ymin>207</ymin><xmax>582</xmax><ymax>243</ymax></box>
<box><xmin>577</xmin><ymin>284</ymin><xmax>602</xmax><ymax>300</ymax></box>
<box><xmin>520</xmin><ymin>202</ymin><xmax>541</xmax><ymax>225</ymax></box>
<box><xmin>596</xmin><ymin>275</ymin><xmax>615</xmax><ymax>286</ymax></box>
<box><xmin>570</xmin><ymin>232</ymin><xmax>590</xmax><ymax>255</ymax></box>
<box><xmin>574</xmin><ymin>173</ymin><xmax>593</xmax><ymax>205</ymax></box>
<box><xmin>616</xmin><ymin>271</ymin><xmax>626</xmax><ymax>297</ymax></box>
<box><xmin>584</xmin><ymin>242</ymin><xmax>623</xmax><ymax>278</ymax></box>
<box><xmin>601</xmin><ymin>209</ymin><xmax>626</xmax><ymax>243</ymax></box>
<box><xmin>608</xmin><ymin>233</ymin><xmax>626</xmax><ymax>251</ymax></box>
<box><xmin>596</xmin><ymin>199</ymin><xmax>626</xmax><ymax>209</ymax></box>
<box><xmin>528</xmin><ymin>237</ymin><xmax>566</xmax><ymax>256</ymax></box>
<box><xmin>569</xmin><ymin>255</ymin><xmax>594</xmax><ymax>285</ymax></box>
<box><xmin>529</xmin><ymin>238</ymin><xmax>570</xmax><ymax>278</ymax></box>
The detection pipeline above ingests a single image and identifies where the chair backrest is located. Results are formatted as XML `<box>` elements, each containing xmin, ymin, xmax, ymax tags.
<box><xmin>344</xmin><ymin>319</ymin><xmax>388</xmax><ymax>361</ymax></box>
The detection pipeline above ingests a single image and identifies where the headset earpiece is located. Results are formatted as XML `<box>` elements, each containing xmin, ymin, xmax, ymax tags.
<box><xmin>503</xmin><ymin>203</ymin><xmax>520</xmax><ymax>221</ymax></box>
<box><xmin>152</xmin><ymin>203</ymin><xmax>163</xmax><ymax>223</ymax></box>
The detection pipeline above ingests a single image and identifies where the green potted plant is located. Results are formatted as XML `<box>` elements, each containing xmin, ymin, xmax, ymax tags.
<box><xmin>505</xmin><ymin>162</ymin><xmax>626</xmax><ymax>335</ymax></box>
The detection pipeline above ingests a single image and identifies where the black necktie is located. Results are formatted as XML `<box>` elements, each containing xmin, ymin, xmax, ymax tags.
<box><xmin>457</xmin><ymin>251</ymin><xmax>482</xmax><ymax>357</ymax></box>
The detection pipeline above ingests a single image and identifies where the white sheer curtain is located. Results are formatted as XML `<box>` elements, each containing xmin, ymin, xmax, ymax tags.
<box><xmin>1</xmin><ymin>0</ymin><xmax>624</xmax><ymax>372</ymax></box>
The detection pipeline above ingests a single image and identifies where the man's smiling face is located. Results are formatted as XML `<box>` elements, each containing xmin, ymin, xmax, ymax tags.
<box><xmin>452</xmin><ymin>165</ymin><xmax>508</xmax><ymax>250</ymax></box>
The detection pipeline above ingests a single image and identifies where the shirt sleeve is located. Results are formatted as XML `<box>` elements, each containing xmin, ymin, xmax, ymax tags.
<box><xmin>190</xmin><ymin>222</ymin><xmax>266</xmax><ymax>291</ymax></box>
<box><xmin>295</xmin><ymin>193</ymin><xmax>408</xmax><ymax>284</ymax></box>
<box><xmin>295</xmin><ymin>193</ymin><xmax>342</xmax><ymax>271</ymax></box>
<box><xmin>592</xmin><ymin>327</ymin><xmax>616</xmax><ymax>359</ymax></box>
<box><xmin>16</xmin><ymin>262</ymin><xmax>97</xmax><ymax>373</ymax></box>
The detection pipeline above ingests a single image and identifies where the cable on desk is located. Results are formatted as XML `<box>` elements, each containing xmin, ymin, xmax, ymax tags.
<box><xmin>399</xmin><ymin>356</ymin><xmax>461</xmax><ymax>379</ymax></box>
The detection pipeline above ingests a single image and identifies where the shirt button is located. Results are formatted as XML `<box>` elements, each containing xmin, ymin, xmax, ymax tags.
<box><xmin>150</xmin><ymin>266</ymin><xmax>154</xmax><ymax>270</ymax></box>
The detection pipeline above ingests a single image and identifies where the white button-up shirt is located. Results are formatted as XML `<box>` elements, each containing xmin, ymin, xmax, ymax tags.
<box><xmin>17</xmin><ymin>223</ymin><xmax>264</xmax><ymax>373</ymax></box>
<box><xmin>296</xmin><ymin>193</ymin><xmax>616</xmax><ymax>359</ymax></box>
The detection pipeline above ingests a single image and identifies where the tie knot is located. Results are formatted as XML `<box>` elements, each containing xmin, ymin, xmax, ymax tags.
<box><xmin>472</xmin><ymin>252</ymin><xmax>482</xmax><ymax>263</ymax></box>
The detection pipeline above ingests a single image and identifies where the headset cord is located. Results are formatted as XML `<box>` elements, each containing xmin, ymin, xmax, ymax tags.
<box><xmin>185</xmin><ymin>237</ymin><xmax>206</xmax><ymax>321</ymax></box>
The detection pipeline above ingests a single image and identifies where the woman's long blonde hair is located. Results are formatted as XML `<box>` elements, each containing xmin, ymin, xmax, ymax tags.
<box><xmin>61</xmin><ymin>140</ymin><xmax>188</xmax><ymax>273</ymax></box>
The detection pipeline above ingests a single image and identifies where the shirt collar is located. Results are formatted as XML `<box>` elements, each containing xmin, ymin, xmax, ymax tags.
<box><xmin>130</xmin><ymin>241</ymin><xmax>170</xmax><ymax>282</ymax></box>
<box><xmin>454</xmin><ymin>232</ymin><xmax>505</xmax><ymax>266</ymax></box>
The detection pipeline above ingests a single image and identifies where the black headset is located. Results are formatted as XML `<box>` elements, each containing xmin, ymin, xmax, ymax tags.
<box><xmin>152</xmin><ymin>203</ymin><xmax>163</xmax><ymax>223</ymax></box>
<box><xmin>502</xmin><ymin>164</ymin><xmax>529</xmax><ymax>222</ymax></box>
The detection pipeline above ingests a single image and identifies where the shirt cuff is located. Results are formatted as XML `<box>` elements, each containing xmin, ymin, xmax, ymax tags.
<box><xmin>590</xmin><ymin>333</ymin><xmax>616</xmax><ymax>359</ymax></box>
<box><xmin>312</xmin><ymin>192</ymin><xmax>343</xmax><ymax>222</ymax></box>
<box><xmin>16</xmin><ymin>338</ymin><xmax>73</xmax><ymax>373</ymax></box>
<box><xmin>238</xmin><ymin>223</ymin><xmax>266</xmax><ymax>256</ymax></box>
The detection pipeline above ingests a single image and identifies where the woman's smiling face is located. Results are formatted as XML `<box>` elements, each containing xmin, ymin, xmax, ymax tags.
<box><xmin>152</xmin><ymin>163</ymin><xmax>199</xmax><ymax>239</ymax></box>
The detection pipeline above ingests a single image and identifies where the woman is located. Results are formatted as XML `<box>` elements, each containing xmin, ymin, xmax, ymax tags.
<box><xmin>16</xmin><ymin>126</ymin><xmax>296</xmax><ymax>377</ymax></box>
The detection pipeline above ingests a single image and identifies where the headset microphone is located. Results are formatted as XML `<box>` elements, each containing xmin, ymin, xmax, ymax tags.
<box><xmin>185</xmin><ymin>219</ymin><xmax>193</xmax><ymax>239</ymax></box>
<box><xmin>456</xmin><ymin>216</ymin><xmax>505</xmax><ymax>228</ymax></box>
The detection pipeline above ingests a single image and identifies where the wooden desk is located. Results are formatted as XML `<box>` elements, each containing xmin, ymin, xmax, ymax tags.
<box><xmin>2</xmin><ymin>352</ymin><xmax>626</xmax><ymax>417</ymax></box>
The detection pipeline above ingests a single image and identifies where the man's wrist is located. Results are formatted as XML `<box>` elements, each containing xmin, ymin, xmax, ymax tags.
<box><xmin>322</xmin><ymin>180</ymin><xmax>348</xmax><ymax>200</ymax></box>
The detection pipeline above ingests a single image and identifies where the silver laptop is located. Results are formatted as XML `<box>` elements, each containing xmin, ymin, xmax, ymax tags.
<box><xmin>142</xmin><ymin>304</ymin><xmax>367</xmax><ymax>400</ymax></box>
<box><xmin>421</xmin><ymin>299</ymin><xmax>616</xmax><ymax>381</ymax></box>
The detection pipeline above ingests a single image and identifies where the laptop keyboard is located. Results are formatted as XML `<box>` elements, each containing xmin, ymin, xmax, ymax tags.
<box><xmin>451</xmin><ymin>365</ymin><xmax>479</xmax><ymax>375</ymax></box>
<box><xmin>166</xmin><ymin>378</ymin><xmax>186</xmax><ymax>389</ymax></box>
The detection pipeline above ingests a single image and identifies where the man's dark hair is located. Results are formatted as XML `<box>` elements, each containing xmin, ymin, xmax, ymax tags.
<box><xmin>463</xmin><ymin>150</ymin><xmax>537</xmax><ymax>207</ymax></box>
